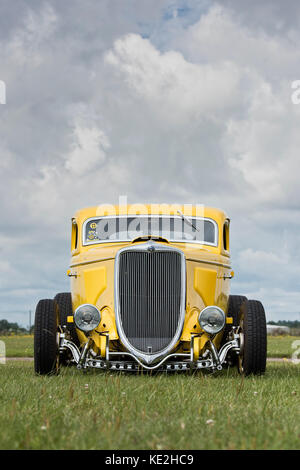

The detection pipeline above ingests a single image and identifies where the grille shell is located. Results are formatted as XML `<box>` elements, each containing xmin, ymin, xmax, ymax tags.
<box><xmin>115</xmin><ymin>242</ymin><xmax>186</xmax><ymax>364</ymax></box>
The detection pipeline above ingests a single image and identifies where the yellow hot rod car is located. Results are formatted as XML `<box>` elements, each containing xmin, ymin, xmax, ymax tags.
<box><xmin>34</xmin><ymin>204</ymin><xmax>267</xmax><ymax>375</ymax></box>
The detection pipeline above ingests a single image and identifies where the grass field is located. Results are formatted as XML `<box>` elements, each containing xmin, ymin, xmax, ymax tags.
<box><xmin>1</xmin><ymin>334</ymin><xmax>299</xmax><ymax>359</ymax></box>
<box><xmin>0</xmin><ymin>335</ymin><xmax>34</xmax><ymax>357</ymax></box>
<box><xmin>0</xmin><ymin>361</ymin><xmax>299</xmax><ymax>450</ymax></box>
<box><xmin>266</xmin><ymin>335</ymin><xmax>300</xmax><ymax>358</ymax></box>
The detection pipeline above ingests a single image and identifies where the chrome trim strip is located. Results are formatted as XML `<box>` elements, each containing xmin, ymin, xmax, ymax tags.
<box><xmin>114</xmin><ymin>241</ymin><xmax>186</xmax><ymax>365</ymax></box>
<box><xmin>82</xmin><ymin>215</ymin><xmax>218</xmax><ymax>247</ymax></box>
<box><xmin>186</xmin><ymin>258</ymin><xmax>231</xmax><ymax>269</ymax></box>
<box><xmin>70</xmin><ymin>257</ymin><xmax>115</xmax><ymax>268</ymax></box>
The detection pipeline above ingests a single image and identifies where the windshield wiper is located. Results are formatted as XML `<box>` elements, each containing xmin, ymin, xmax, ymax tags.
<box><xmin>177</xmin><ymin>210</ymin><xmax>200</xmax><ymax>232</ymax></box>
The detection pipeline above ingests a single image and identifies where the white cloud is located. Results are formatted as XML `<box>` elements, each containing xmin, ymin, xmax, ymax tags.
<box><xmin>237</xmin><ymin>248</ymin><xmax>290</xmax><ymax>278</ymax></box>
<box><xmin>0</xmin><ymin>144</ymin><xmax>14</xmax><ymax>172</ymax></box>
<box><xmin>174</xmin><ymin>4</ymin><xmax>300</xmax><ymax>78</ymax></box>
<box><xmin>65</xmin><ymin>122</ymin><xmax>110</xmax><ymax>175</ymax></box>
<box><xmin>223</xmin><ymin>81</ymin><xmax>300</xmax><ymax>204</ymax></box>
<box><xmin>105</xmin><ymin>33</ymin><xmax>242</xmax><ymax>125</ymax></box>
<box><xmin>0</xmin><ymin>260</ymin><xmax>12</xmax><ymax>274</ymax></box>
<box><xmin>6</xmin><ymin>4</ymin><xmax>58</xmax><ymax>66</ymax></box>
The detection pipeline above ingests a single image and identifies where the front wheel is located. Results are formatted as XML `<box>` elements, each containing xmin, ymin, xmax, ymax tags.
<box><xmin>237</xmin><ymin>300</ymin><xmax>267</xmax><ymax>376</ymax></box>
<box><xmin>34</xmin><ymin>299</ymin><xmax>59</xmax><ymax>375</ymax></box>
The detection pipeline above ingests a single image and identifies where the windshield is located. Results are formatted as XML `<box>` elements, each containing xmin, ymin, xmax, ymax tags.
<box><xmin>83</xmin><ymin>215</ymin><xmax>217</xmax><ymax>246</ymax></box>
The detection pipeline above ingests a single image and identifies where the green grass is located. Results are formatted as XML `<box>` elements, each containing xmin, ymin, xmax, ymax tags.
<box><xmin>0</xmin><ymin>335</ymin><xmax>34</xmax><ymax>357</ymax></box>
<box><xmin>1</xmin><ymin>335</ymin><xmax>299</xmax><ymax>359</ymax></box>
<box><xmin>0</xmin><ymin>361</ymin><xmax>299</xmax><ymax>450</ymax></box>
<box><xmin>267</xmin><ymin>336</ymin><xmax>299</xmax><ymax>358</ymax></box>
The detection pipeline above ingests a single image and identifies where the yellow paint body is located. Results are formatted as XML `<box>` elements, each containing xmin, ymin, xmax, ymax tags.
<box><xmin>68</xmin><ymin>205</ymin><xmax>232</xmax><ymax>359</ymax></box>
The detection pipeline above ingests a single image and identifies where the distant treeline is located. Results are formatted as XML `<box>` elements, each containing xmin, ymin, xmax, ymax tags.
<box><xmin>0</xmin><ymin>319</ymin><xmax>29</xmax><ymax>335</ymax></box>
<box><xmin>1</xmin><ymin>317</ymin><xmax>300</xmax><ymax>336</ymax></box>
<box><xmin>267</xmin><ymin>320</ymin><xmax>300</xmax><ymax>329</ymax></box>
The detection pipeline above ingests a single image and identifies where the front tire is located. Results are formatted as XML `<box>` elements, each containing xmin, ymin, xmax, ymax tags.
<box><xmin>238</xmin><ymin>300</ymin><xmax>267</xmax><ymax>376</ymax></box>
<box><xmin>34</xmin><ymin>299</ymin><xmax>59</xmax><ymax>375</ymax></box>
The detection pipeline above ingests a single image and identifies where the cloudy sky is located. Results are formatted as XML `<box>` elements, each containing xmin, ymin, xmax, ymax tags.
<box><xmin>1</xmin><ymin>0</ymin><xmax>300</xmax><ymax>327</ymax></box>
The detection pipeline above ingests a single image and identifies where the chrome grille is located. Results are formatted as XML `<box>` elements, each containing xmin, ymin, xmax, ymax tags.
<box><xmin>117</xmin><ymin>248</ymin><xmax>183</xmax><ymax>354</ymax></box>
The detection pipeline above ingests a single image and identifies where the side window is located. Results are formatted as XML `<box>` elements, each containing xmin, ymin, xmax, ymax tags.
<box><xmin>71</xmin><ymin>219</ymin><xmax>78</xmax><ymax>251</ymax></box>
<box><xmin>223</xmin><ymin>220</ymin><xmax>230</xmax><ymax>251</ymax></box>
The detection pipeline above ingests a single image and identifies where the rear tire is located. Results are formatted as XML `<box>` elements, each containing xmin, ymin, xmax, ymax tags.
<box><xmin>228</xmin><ymin>295</ymin><xmax>247</xmax><ymax>327</ymax></box>
<box><xmin>34</xmin><ymin>299</ymin><xmax>59</xmax><ymax>375</ymax></box>
<box><xmin>54</xmin><ymin>292</ymin><xmax>79</xmax><ymax>346</ymax></box>
<box><xmin>222</xmin><ymin>295</ymin><xmax>247</xmax><ymax>365</ymax></box>
<box><xmin>237</xmin><ymin>300</ymin><xmax>267</xmax><ymax>376</ymax></box>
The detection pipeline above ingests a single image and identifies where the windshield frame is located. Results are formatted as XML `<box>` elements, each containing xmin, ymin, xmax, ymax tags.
<box><xmin>82</xmin><ymin>214</ymin><xmax>219</xmax><ymax>247</ymax></box>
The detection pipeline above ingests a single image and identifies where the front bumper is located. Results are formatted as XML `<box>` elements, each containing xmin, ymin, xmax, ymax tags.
<box><xmin>58</xmin><ymin>332</ymin><xmax>240</xmax><ymax>372</ymax></box>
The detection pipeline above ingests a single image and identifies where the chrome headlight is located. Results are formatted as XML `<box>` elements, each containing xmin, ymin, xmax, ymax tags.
<box><xmin>198</xmin><ymin>306</ymin><xmax>225</xmax><ymax>335</ymax></box>
<box><xmin>74</xmin><ymin>304</ymin><xmax>101</xmax><ymax>332</ymax></box>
